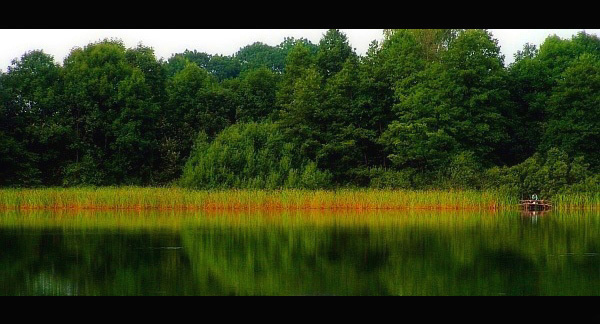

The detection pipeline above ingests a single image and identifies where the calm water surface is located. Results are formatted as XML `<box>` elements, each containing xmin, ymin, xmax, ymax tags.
<box><xmin>0</xmin><ymin>209</ymin><xmax>599</xmax><ymax>295</ymax></box>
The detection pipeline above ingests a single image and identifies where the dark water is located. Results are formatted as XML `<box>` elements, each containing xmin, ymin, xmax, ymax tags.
<box><xmin>0</xmin><ymin>209</ymin><xmax>599</xmax><ymax>295</ymax></box>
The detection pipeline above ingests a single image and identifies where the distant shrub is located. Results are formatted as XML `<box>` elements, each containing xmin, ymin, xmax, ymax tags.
<box><xmin>63</xmin><ymin>153</ymin><xmax>107</xmax><ymax>187</ymax></box>
<box><xmin>445</xmin><ymin>151</ymin><xmax>483</xmax><ymax>189</ymax></box>
<box><xmin>483</xmin><ymin>148</ymin><xmax>598</xmax><ymax>198</ymax></box>
<box><xmin>180</xmin><ymin>122</ymin><xmax>331</xmax><ymax>189</ymax></box>
<box><xmin>361</xmin><ymin>167</ymin><xmax>412</xmax><ymax>189</ymax></box>
<box><xmin>366</xmin><ymin>151</ymin><xmax>483</xmax><ymax>190</ymax></box>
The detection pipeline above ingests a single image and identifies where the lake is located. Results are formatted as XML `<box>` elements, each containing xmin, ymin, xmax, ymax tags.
<box><xmin>1</xmin><ymin>209</ymin><xmax>599</xmax><ymax>296</ymax></box>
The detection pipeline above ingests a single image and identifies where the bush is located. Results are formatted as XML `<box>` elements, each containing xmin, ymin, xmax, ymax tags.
<box><xmin>363</xmin><ymin>167</ymin><xmax>413</xmax><ymax>189</ymax></box>
<box><xmin>445</xmin><ymin>151</ymin><xmax>482</xmax><ymax>189</ymax></box>
<box><xmin>483</xmin><ymin>148</ymin><xmax>598</xmax><ymax>199</ymax></box>
<box><xmin>180</xmin><ymin>122</ymin><xmax>331</xmax><ymax>189</ymax></box>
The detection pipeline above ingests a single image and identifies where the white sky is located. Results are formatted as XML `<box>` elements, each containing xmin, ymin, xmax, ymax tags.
<box><xmin>1</xmin><ymin>29</ymin><xmax>600</xmax><ymax>71</ymax></box>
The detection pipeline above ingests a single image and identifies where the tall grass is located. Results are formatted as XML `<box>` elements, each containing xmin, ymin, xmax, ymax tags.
<box><xmin>0</xmin><ymin>187</ymin><xmax>535</xmax><ymax>210</ymax></box>
<box><xmin>551</xmin><ymin>191</ymin><xmax>600</xmax><ymax>210</ymax></box>
<box><xmin>0</xmin><ymin>187</ymin><xmax>596</xmax><ymax>210</ymax></box>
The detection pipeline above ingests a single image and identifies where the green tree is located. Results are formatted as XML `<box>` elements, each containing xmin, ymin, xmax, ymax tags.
<box><xmin>316</xmin><ymin>29</ymin><xmax>356</xmax><ymax>80</ymax></box>
<box><xmin>277</xmin><ymin>66</ymin><xmax>323</xmax><ymax>161</ymax></box>
<box><xmin>236</xmin><ymin>42</ymin><xmax>283</xmax><ymax>72</ymax></box>
<box><xmin>383</xmin><ymin>29</ymin><xmax>509</xmax><ymax>174</ymax></box>
<box><xmin>161</xmin><ymin>62</ymin><xmax>233</xmax><ymax>181</ymax></box>
<box><xmin>165</xmin><ymin>50</ymin><xmax>241</xmax><ymax>81</ymax></box>
<box><xmin>235</xmin><ymin>67</ymin><xmax>279</xmax><ymax>122</ymax></box>
<box><xmin>318</xmin><ymin>57</ymin><xmax>377</xmax><ymax>183</ymax></box>
<box><xmin>383</xmin><ymin>29</ymin><xmax>460</xmax><ymax>62</ymax></box>
<box><xmin>543</xmin><ymin>53</ymin><xmax>600</xmax><ymax>169</ymax></box>
<box><xmin>0</xmin><ymin>50</ymin><xmax>69</xmax><ymax>186</ymax></box>
<box><xmin>507</xmin><ymin>32</ymin><xmax>600</xmax><ymax>164</ymax></box>
<box><xmin>278</xmin><ymin>35</ymin><xmax>379</xmax><ymax>184</ymax></box>
<box><xmin>61</xmin><ymin>40</ymin><xmax>162</xmax><ymax>185</ymax></box>
<box><xmin>275</xmin><ymin>42</ymin><xmax>317</xmax><ymax>114</ymax></box>
<box><xmin>358</xmin><ymin>30</ymin><xmax>459</xmax><ymax>169</ymax></box>
<box><xmin>277</xmin><ymin>37</ymin><xmax>319</xmax><ymax>68</ymax></box>
<box><xmin>125</xmin><ymin>45</ymin><xmax>167</xmax><ymax>103</ymax></box>
<box><xmin>205</xmin><ymin>54</ymin><xmax>242</xmax><ymax>81</ymax></box>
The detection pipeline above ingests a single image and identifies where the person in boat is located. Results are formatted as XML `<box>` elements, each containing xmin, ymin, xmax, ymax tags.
<box><xmin>531</xmin><ymin>193</ymin><xmax>539</xmax><ymax>201</ymax></box>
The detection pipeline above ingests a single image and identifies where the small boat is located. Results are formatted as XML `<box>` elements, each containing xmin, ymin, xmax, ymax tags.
<box><xmin>519</xmin><ymin>199</ymin><xmax>552</xmax><ymax>211</ymax></box>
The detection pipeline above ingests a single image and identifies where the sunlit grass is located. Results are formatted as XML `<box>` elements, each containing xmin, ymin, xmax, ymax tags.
<box><xmin>551</xmin><ymin>191</ymin><xmax>600</xmax><ymax>210</ymax></box>
<box><xmin>0</xmin><ymin>187</ymin><xmax>596</xmax><ymax>210</ymax></box>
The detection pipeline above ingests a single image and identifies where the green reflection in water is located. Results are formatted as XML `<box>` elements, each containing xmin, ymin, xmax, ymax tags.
<box><xmin>0</xmin><ymin>210</ymin><xmax>599</xmax><ymax>295</ymax></box>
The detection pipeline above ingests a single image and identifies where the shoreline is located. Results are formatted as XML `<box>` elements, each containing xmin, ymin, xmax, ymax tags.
<box><xmin>0</xmin><ymin>187</ymin><xmax>597</xmax><ymax>211</ymax></box>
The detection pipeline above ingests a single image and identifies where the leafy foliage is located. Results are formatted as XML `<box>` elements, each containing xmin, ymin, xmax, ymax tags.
<box><xmin>180</xmin><ymin>123</ymin><xmax>331</xmax><ymax>189</ymax></box>
<box><xmin>1</xmin><ymin>30</ymin><xmax>599</xmax><ymax>197</ymax></box>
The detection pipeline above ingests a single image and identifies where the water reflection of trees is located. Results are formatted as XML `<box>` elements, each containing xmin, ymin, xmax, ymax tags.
<box><xmin>0</xmin><ymin>229</ymin><xmax>199</xmax><ymax>295</ymax></box>
<box><xmin>181</xmin><ymin>212</ymin><xmax>600</xmax><ymax>295</ymax></box>
<box><xmin>0</xmin><ymin>210</ymin><xmax>599</xmax><ymax>295</ymax></box>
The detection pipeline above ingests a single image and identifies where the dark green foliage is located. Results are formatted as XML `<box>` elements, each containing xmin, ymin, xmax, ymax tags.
<box><xmin>383</xmin><ymin>29</ymin><xmax>509</xmax><ymax>172</ymax></box>
<box><xmin>236</xmin><ymin>42</ymin><xmax>284</xmax><ymax>73</ymax></box>
<box><xmin>445</xmin><ymin>151</ymin><xmax>484</xmax><ymax>189</ymax></box>
<box><xmin>363</xmin><ymin>167</ymin><xmax>414</xmax><ymax>189</ymax></box>
<box><xmin>234</xmin><ymin>38</ymin><xmax>318</xmax><ymax>74</ymax></box>
<box><xmin>542</xmin><ymin>53</ymin><xmax>600</xmax><ymax>169</ymax></box>
<box><xmin>0</xmin><ymin>50</ymin><xmax>69</xmax><ymax>186</ymax></box>
<box><xmin>316</xmin><ymin>29</ymin><xmax>356</xmax><ymax>79</ymax></box>
<box><xmin>61</xmin><ymin>40</ymin><xmax>162</xmax><ymax>186</ymax></box>
<box><xmin>0</xmin><ymin>129</ymin><xmax>40</xmax><ymax>186</ymax></box>
<box><xmin>507</xmin><ymin>32</ymin><xmax>600</xmax><ymax>165</ymax></box>
<box><xmin>484</xmin><ymin>148</ymin><xmax>598</xmax><ymax>198</ymax></box>
<box><xmin>234</xmin><ymin>68</ymin><xmax>279</xmax><ymax>122</ymax></box>
<box><xmin>277</xmin><ymin>34</ymin><xmax>379</xmax><ymax>184</ymax></box>
<box><xmin>165</xmin><ymin>50</ymin><xmax>241</xmax><ymax>80</ymax></box>
<box><xmin>126</xmin><ymin>45</ymin><xmax>167</xmax><ymax>103</ymax></box>
<box><xmin>161</xmin><ymin>62</ymin><xmax>233</xmax><ymax>181</ymax></box>
<box><xmin>1</xmin><ymin>30</ymin><xmax>599</xmax><ymax>195</ymax></box>
<box><xmin>504</xmin><ymin>43</ymin><xmax>547</xmax><ymax>164</ymax></box>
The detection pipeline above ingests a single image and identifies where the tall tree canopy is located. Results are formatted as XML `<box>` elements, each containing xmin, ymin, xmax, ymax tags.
<box><xmin>0</xmin><ymin>29</ymin><xmax>598</xmax><ymax>195</ymax></box>
<box><xmin>0</xmin><ymin>50</ymin><xmax>68</xmax><ymax>186</ymax></box>
<box><xmin>382</xmin><ymin>29</ymin><xmax>509</xmax><ymax>174</ymax></box>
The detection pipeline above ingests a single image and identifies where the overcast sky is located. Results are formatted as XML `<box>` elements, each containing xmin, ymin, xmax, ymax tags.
<box><xmin>1</xmin><ymin>29</ymin><xmax>600</xmax><ymax>71</ymax></box>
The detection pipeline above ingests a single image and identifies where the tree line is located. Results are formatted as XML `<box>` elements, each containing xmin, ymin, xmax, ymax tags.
<box><xmin>1</xmin><ymin>29</ymin><xmax>599</xmax><ymax>197</ymax></box>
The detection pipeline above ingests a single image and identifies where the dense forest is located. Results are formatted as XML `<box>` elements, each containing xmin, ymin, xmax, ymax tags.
<box><xmin>1</xmin><ymin>29</ymin><xmax>599</xmax><ymax>197</ymax></box>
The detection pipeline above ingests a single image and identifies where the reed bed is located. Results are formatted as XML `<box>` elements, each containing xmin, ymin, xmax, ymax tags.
<box><xmin>0</xmin><ymin>187</ymin><xmax>597</xmax><ymax>210</ymax></box>
<box><xmin>0</xmin><ymin>187</ymin><xmax>527</xmax><ymax>211</ymax></box>
<box><xmin>551</xmin><ymin>191</ymin><xmax>600</xmax><ymax>210</ymax></box>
